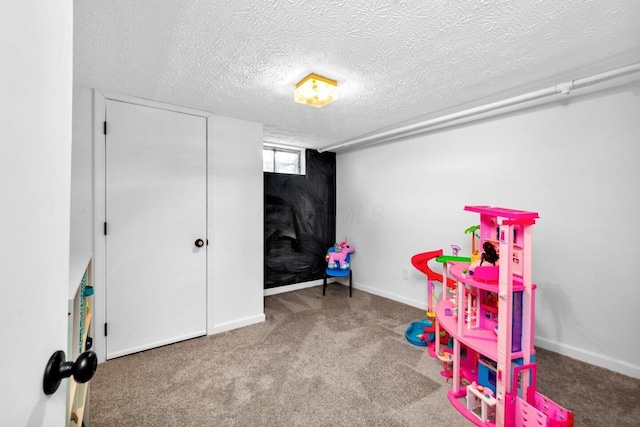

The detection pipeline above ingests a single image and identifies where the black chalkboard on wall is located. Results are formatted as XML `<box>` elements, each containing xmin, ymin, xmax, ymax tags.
<box><xmin>264</xmin><ymin>150</ymin><xmax>336</xmax><ymax>288</ymax></box>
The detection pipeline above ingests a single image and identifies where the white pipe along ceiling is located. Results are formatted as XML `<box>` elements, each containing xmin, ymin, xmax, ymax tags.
<box><xmin>318</xmin><ymin>62</ymin><xmax>640</xmax><ymax>153</ymax></box>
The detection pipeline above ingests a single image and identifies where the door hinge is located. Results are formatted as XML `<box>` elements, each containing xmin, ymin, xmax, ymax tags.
<box><xmin>103</xmin><ymin>222</ymin><xmax>108</xmax><ymax>236</ymax></box>
<box><xmin>104</xmin><ymin>323</ymin><xmax>108</xmax><ymax>337</ymax></box>
<box><xmin>103</xmin><ymin>121</ymin><xmax>107</xmax><ymax>135</ymax></box>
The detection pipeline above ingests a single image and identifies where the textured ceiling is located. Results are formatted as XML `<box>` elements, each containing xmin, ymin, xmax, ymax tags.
<box><xmin>74</xmin><ymin>0</ymin><xmax>640</xmax><ymax>151</ymax></box>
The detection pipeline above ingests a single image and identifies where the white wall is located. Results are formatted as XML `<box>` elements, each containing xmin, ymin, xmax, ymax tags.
<box><xmin>70</xmin><ymin>90</ymin><xmax>265</xmax><ymax>361</ymax></box>
<box><xmin>208</xmin><ymin>115</ymin><xmax>265</xmax><ymax>333</ymax></box>
<box><xmin>0</xmin><ymin>0</ymin><xmax>72</xmax><ymax>424</ymax></box>
<box><xmin>336</xmin><ymin>80</ymin><xmax>640</xmax><ymax>378</ymax></box>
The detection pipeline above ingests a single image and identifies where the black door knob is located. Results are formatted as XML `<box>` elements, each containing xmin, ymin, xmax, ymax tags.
<box><xmin>195</xmin><ymin>239</ymin><xmax>205</xmax><ymax>247</ymax></box>
<box><xmin>43</xmin><ymin>350</ymin><xmax>97</xmax><ymax>395</ymax></box>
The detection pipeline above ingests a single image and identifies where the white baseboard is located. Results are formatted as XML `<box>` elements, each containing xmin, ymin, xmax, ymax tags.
<box><xmin>272</xmin><ymin>278</ymin><xmax>427</xmax><ymax>311</ymax></box>
<box><xmin>354</xmin><ymin>282</ymin><xmax>640</xmax><ymax>380</ymax></box>
<box><xmin>208</xmin><ymin>313</ymin><xmax>266</xmax><ymax>335</ymax></box>
<box><xmin>263</xmin><ymin>278</ymin><xmax>330</xmax><ymax>296</ymax></box>
<box><xmin>535</xmin><ymin>336</ymin><xmax>640</xmax><ymax>379</ymax></box>
<box><xmin>262</xmin><ymin>280</ymin><xmax>640</xmax><ymax>380</ymax></box>
<box><xmin>107</xmin><ymin>331</ymin><xmax>206</xmax><ymax>360</ymax></box>
<box><xmin>352</xmin><ymin>281</ymin><xmax>426</xmax><ymax>310</ymax></box>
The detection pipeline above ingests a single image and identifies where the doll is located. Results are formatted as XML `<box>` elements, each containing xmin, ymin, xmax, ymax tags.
<box><xmin>469</xmin><ymin>241</ymin><xmax>499</xmax><ymax>273</ymax></box>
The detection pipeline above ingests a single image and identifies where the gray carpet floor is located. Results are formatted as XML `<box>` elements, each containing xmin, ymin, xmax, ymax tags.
<box><xmin>89</xmin><ymin>285</ymin><xmax>639</xmax><ymax>426</ymax></box>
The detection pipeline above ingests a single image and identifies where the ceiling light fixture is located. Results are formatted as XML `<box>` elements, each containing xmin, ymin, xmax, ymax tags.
<box><xmin>294</xmin><ymin>73</ymin><xmax>338</xmax><ymax>108</ymax></box>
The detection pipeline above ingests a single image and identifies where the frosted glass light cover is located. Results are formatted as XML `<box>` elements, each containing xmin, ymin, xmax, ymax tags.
<box><xmin>294</xmin><ymin>73</ymin><xmax>338</xmax><ymax>108</ymax></box>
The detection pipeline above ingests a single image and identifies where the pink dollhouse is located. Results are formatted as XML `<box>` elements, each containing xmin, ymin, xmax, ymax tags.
<box><xmin>414</xmin><ymin>206</ymin><xmax>574</xmax><ymax>427</ymax></box>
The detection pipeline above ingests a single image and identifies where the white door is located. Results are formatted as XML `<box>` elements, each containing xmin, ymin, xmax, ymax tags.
<box><xmin>2</xmin><ymin>1</ymin><xmax>71</xmax><ymax>423</ymax></box>
<box><xmin>105</xmin><ymin>100</ymin><xmax>207</xmax><ymax>359</ymax></box>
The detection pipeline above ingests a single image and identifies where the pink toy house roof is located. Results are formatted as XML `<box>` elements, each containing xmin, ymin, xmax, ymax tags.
<box><xmin>464</xmin><ymin>205</ymin><xmax>539</xmax><ymax>220</ymax></box>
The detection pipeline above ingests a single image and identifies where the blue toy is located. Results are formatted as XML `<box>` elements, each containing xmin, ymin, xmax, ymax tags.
<box><xmin>405</xmin><ymin>319</ymin><xmax>435</xmax><ymax>347</ymax></box>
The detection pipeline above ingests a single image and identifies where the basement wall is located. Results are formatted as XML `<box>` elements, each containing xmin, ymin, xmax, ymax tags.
<box><xmin>336</xmin><ymin>79</ymin><xmax>640</xmax><ymax>378</ymax></box>
<box><xmin>264</xmin><ymin>150</ymin><xmax>336</xmax><ymax>288</ymax></box>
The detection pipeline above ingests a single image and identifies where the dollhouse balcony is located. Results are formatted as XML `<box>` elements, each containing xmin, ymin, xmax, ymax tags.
<box><xmin>436</xmin><ymin>299</ymin><xmax>516</xmax><ymax>362</ymax></box>
<box><xmin>448</xmin><ymin>263</ymin><xmax>525</xmax><ymax>292</ymax></box>
<box><xmin>436</xmin><ymin>261</ymin><xmax>528</xmax><ymax>362</ymax></box>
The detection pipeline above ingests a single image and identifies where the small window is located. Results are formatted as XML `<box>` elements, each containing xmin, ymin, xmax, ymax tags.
<box><xmin>263</xmin><ymin>145</ymin><xmax>305</xmax><ymax>175</ymax></box>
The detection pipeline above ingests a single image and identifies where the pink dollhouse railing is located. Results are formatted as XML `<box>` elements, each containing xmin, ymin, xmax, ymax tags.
<box><xmin>506</xmin><ymin>364</ymin><xmax>574</xmax><ymax>427</ymax></box>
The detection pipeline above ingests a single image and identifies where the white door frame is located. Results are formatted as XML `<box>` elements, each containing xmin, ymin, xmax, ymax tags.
<box><xmin>92</xmin><ymin>90</ymin><xmax>213</xmax><ymax>363</ymax></box>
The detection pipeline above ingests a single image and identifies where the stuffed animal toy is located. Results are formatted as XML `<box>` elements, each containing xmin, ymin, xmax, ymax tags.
<box><xmin>326</xmin><ymin>241</ymin><xmax>355</xmax><ymax>269</ymax></box>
